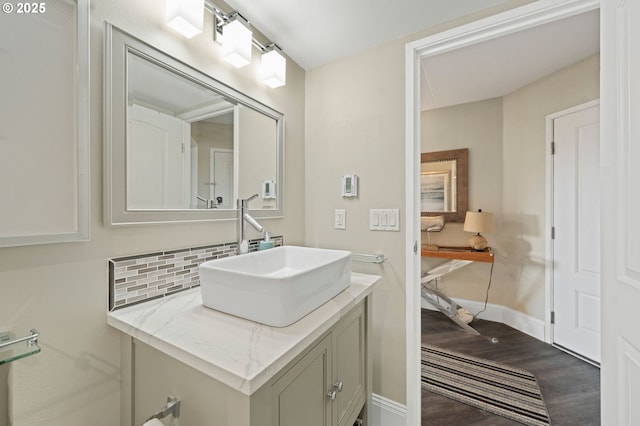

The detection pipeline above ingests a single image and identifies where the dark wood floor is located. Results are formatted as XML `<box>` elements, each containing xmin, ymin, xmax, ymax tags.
<box><xmin>421</xmin><ymin>309</ymin><xmax>601</xmax><ymax>425</ymax></box>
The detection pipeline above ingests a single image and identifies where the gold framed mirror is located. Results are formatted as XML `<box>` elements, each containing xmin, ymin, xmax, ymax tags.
<box><xmin>420</xmin><ymin>148</ymin><xmax>468</xmax><ymax>223</ymax></box>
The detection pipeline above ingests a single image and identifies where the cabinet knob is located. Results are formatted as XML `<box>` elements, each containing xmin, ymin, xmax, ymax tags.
<box><xmin>326</xmin><ymin>389</ymin><xmax>337</xmax><ymax>400</ymax></box>
<box><xmin>333</xmin><ymin>381</ymin><xmax>343</xmax><ymax>392</ymax></box>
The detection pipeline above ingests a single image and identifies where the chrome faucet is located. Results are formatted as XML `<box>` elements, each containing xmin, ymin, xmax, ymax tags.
<box><xmin>197</xmin><ymin>195</ymin><xmax>215</xmax><ymax>208</ymax></box>
<box><xmin>197</xmin><ymin>195</ymin><xmax>224</xmax><ymax>209</ymax></box>
<box><xmin>237</xmin><ymin>194</ymin><xmax>265</xmax><ymax>254</ymax></box>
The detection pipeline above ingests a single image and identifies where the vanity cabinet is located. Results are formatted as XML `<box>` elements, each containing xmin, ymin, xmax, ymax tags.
<box><xmin>267</xmin><ymin>333</ymin><xmax>332</xmax><ymax>425</ymax></box>
<box><xmin>333</xmin><ymin>303</ymin><xmax>366</xmax><ymax>426</ymax></box>
<box><xmin>129</xmin><ymin>300</ymin><xmax>369</xmax><ymax>426</ymax></box>
<box><xmin>263</xmin><ymin>302</ymin><xmax>365</xmax><ymax>426</ymax></box>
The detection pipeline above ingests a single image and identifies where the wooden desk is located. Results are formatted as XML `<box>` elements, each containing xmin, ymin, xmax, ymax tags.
<box><xmin>421</xmin><ymin>245</ymin><xmax>494</xmax><ymax>262</ymax></box>
<box><xmin>420</xmin><ymin>246</ymin><xmax>493</xmax><ymax>335</ymax></box>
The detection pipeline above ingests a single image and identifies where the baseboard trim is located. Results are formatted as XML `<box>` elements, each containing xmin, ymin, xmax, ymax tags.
<box><xmin>370</xmin><ymin>393</ymin><xmax>406</xmax><ymax>426</ymax></box>
<box><xmin>422</xmin><ymin>298</ymin><xmax>546</xmax><ymax>341</ymax></box>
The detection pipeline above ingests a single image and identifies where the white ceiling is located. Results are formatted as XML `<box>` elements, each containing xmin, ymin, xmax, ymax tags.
<box><xmin>222</xmin><ymin>0</ymin><xmax>514</xmax><ymax>70</ymax></box>
<box><xmin>217</xmin><ymin>1</ymin><xmax>599</xmax><ymax>111</ymax></box>
<box><xmin>420</xmin><ymin>9</ymin><xmax>600</xmax><ymax>110</ymax></box>
<box><xmin>128</xmin><ymin>53</ymin><xmax>233</xmax><ymax>122</ymax></box>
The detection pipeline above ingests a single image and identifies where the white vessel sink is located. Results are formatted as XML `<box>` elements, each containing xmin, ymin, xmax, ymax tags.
<box><xmin>198</xmin><ymin>246</ymin><xmax>352</xmax><ymax>327</ymax></box>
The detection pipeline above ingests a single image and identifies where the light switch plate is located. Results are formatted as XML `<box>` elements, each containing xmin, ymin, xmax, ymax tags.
<box><xmin>335</xmin><ymin>209</ymin><xmax>346</xmax><ymax>230</ymax></box>
<box><xmin>369</xmin><ymin>209</ymin><xmax>400</xmax><ymax>231</ymax></box>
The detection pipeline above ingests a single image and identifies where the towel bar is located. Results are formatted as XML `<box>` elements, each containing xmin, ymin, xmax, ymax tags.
<box><xmin>351</xmin><ymin>253</ymin><xmax>386</xmax><ymax>264</ymax></box>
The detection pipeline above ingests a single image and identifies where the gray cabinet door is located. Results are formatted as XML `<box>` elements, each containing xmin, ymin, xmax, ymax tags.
<box><xmin>271</xmin><ymin>334</ymin><xmax>332</xmax><ymax>426</ymax></box>
<box><xmin>333</xmin><ymin>304</ymin><xmax>365</xmax><ymax>426</ymax></box>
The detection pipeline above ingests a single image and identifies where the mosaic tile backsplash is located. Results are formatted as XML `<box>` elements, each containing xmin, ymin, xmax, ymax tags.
<box><xmin>108</xmin><ymin>236</ymin><xmax>283</xmax><ymax>311</ymax></box>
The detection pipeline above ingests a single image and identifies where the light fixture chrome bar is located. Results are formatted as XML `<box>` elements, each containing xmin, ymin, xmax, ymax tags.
<box><xmin>263</xmin><ymin>42</ymin><xmax>282</xmax><ymax>53</ymax></box>
<box><xmin>204</xmin><ymin>0</ymin><xmax>227</xmax><ymax>22</ymax></box>
<box><xmin>253</xmin><ymin>38</ymin><xmax>268</xmax><ymax>52</ymax></box>
<box><xmin>204</xmin><ymin>0</ymin><xmax>282</xmax><ymax>54</ymax></box>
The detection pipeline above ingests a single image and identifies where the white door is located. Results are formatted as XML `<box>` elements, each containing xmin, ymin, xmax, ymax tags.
<box><xmin>127</xmin><ymin>104</ymin><xmax>191</xmax><ymax>209</ymax></box>
<box><xmin>601</xmin><ymin>1</ymin><xmax>640</xmax><ymax>424</ymax></box>
<box><xmin>210</xmin><ymin>148</ymin><xmax>234</xmax><ymax>209</ymax></box>
<box><xmin>552</xmin><ymin>102</ymin><xmax>600</xmax><ymax>363</ymax></box>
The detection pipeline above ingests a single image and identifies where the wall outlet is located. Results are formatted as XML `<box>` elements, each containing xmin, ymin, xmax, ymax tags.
<box><xmin>335</xmin><ymin>209</ymin><xmax>346</xmax><ymax>230</ymax></box>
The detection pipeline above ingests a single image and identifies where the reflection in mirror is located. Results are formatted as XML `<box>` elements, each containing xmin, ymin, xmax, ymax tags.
<box><xmin>420</xmin><ymin>148</ymin><xmax>468</xmax><ymax>223</ymax></box>
<box><xmin>237</xmin><ymin>106</ymin><xmax>278</xmax><ymax>210</ymax></box>
<box><xmin>191</xmin><ymin>109</ymin><xmax>235</xmax><ymax>209</ymax></box>
<box><xmin>105</xmin><ymin>24</ymin><xmax>284</xmax><ymax>225</ymax></box>
<box><xmin>127</xmin><ymin>52</ymin><xmax>237</xmax><ymax>210</ymax></box>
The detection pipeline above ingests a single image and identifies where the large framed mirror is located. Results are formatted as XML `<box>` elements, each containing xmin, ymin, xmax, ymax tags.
<box><xmin>104</xmin><ymin>24</ymin><xmax>284</xmax><ymax>226</ymax></box>
<box><xmin>420</xmin><ymin>148</ymin><xmax>468</xmax><ymax>223</ymax></box>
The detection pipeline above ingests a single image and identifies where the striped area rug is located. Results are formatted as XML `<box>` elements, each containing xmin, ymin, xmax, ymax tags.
<box><xmin>422</xmin><ymin>345</ymin><xmax>550</xmax><ymax>426</ymax></box>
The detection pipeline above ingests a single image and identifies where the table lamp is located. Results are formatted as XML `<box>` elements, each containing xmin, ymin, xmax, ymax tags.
<box><xmin>463</xmin><ymin>209</ymin><xmax>495</xmax><ymax>251</ymax></box>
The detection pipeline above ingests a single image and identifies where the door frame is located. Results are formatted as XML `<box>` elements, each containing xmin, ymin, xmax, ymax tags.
<box><xmin>404</xmin><ymin>1</ymin><xmax>600</xmax><ymax>424</ymax></box>
<box><xmin>545</xmin><ymin>99</ymin><xmax>600</xmax><ymax>346</ymax></box>
<box><xmin>210</xmin><ymin>148</ymin><xmax>234</xmax><ymax>209</ymax></box>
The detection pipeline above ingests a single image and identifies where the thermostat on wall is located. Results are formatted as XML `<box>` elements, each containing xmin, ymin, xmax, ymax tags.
<box><xmin>262</xmin><ymin>180</ymin><xmax>277</xmax><ymax>199</ymax></box>
<box><xmin>342</xmin><ymin>174</ymin><xmax>358</xmax><ymax>197</ymax></box>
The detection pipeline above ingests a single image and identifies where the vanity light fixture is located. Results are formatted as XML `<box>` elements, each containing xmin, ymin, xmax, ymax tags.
<box><xmin>166</xmin><ymin>0</ymin><xmax>205</xmax><ymax>39</ymax></box>
<box><xmin>205</xmin><ymin>0</ymin><xmax>287</xmax><ymax>87</ymax></box>
<box><xmin>220</xmin><ymin>12</ymin><xmax>253</xmax><ymax>68</ymax></box>
<box><xmin>261</xmin><ymin>44</ymin><xmax>286</xmax><ymax>88</ymax></box>
<box><xmin>463</xmin><ymin>209</ymin><xmax>495</xmax><ymax>251</ymax></box>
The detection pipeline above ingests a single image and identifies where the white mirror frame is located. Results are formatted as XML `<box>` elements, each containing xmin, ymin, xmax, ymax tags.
<box><xmin>0</xmin><ymin>0</ymin><xmax>90</xmax><ymax>248</ymax></box>
<box><xmin>104</xmin><ymin>24</ymin><xmax>285</xmax><ymax>226</ymax></box>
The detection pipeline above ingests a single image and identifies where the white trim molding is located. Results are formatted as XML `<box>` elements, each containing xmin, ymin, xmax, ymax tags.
<box><xmin>422</xmin><ymin>300</ymin><xmax>546</xmax><ymax>341</ymax></box>
<box><xmin>371</xmin><ymin>393</ymin><xmax>407</xmax><ymax>426</ymax></box>
<box><xmin>0</xmin><ymin>0</ymin><xmax>90</xmax><ymax>248</ymax></box>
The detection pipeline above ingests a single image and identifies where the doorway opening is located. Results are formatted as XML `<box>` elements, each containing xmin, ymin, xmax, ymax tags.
<box><xmin>404</xmin><ymin>1</ymin><xmax>600</xmax><ymax>424</ymax></box>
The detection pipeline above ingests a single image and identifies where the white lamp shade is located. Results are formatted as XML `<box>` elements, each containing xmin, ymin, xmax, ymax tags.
<box><xmin>166</xmin><ymin>0</ymin><xmax>204</xmax><ymax>39</ymax></box>
<box><xmin>463</xmin><ymin>211</ymin><xmax>495</xmax><ymax>234</ymax></box>
<box><xmin>222</xmin><ymin>19</ymin><xmax>252</xmax><ymax>68</ymax></box>
<box><xmin>262</xmin><ymin>49</ymin><xmax>286</xmax><ymax>88</ymax></box>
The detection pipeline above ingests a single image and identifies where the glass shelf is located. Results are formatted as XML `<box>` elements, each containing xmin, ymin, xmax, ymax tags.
<box><xmin>0</xmin><ymin>330</ymin><xmax>41</xmax><ymax>365</ymax></box>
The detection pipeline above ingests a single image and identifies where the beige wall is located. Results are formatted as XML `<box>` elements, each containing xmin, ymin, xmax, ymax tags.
<box><xmin>0</xmin><ymin>1</ymin><xmax>305</xmax><ymax>425</ymax></box>
<box><xmin>306</xmin><ymin>39</ymin><xmax>408</xmax><ymax>403</ymax></box>
<box><xmin>421</xmin><ymin>98</ymin><xmax>506</xmax><ymax>304</ymax></box>
<box><xmin>305</xmin><ymin>0</ymin><xmax>536</xmax><ymax>405</ymax></box>
<box><xmin>501</xmin><ymin>53</ymin><xmax>600</xmax><ymax>318</ymax></box>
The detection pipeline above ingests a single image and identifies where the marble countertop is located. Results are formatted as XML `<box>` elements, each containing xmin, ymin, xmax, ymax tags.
<box><xmin>107</xmin><ymin>272</ymin><xmax>380</xmax><ymax>395</ymax></box>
